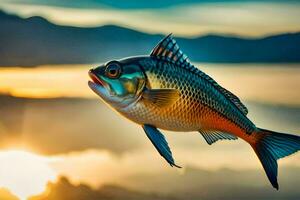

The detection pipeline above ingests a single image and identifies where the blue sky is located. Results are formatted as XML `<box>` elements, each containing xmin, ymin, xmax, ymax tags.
<box><xmin>1</xmin><ymin>0</ymin><xmax>300</xmax><ymax>36</ymax></box>
<box><xmin>5</xmin><ymin>0</ymin><xmax>300</xmax><ymax>9</ymax></box>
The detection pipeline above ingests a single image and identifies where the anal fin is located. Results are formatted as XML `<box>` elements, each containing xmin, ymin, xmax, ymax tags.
<box><xmin>199</xmin><ymin>130</ymin><xmax>238</xmax><ymax>145</ymax></box>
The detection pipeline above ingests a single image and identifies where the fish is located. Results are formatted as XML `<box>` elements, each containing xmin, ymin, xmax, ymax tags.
<box><xmin>88</xmin><ymin>34</ymin><xmax>300</xmax><ymax>189</ymax></box>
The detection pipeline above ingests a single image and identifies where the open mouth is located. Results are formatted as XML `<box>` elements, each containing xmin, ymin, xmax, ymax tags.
<box><xmin>88</xmin><ymin>69</ymin><xmax>107</xmax><ymax>97</ymax></box>
<box><xmin>88</xmin><ymin>70</ymin><xmax>103</xmax><ymax>86</ymax></box>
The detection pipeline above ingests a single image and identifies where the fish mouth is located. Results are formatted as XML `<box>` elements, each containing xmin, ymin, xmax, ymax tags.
<box><xmin>88</xmin><ymin>69</ymin><xmax>107</xmax><ymax>97</ymax></box>
<box><xmin>88</xmin><ymin>69</ymin><xmax>103</xmax><ymax>87</ymax></box>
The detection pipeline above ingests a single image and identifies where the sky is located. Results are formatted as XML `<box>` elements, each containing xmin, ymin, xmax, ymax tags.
<box><xmin>1</xmin><ymin>0</ymin><xmax>300</xmax><ymax>36</ymax></box>
<box><xmin>0</xmin><ymin>1</ymin><xmax>300</xmax><ymax>199</ymax></box>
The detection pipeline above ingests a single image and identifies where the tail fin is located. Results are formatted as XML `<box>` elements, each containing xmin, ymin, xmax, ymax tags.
<box><xmin>251</xmin><ymin>128</ymin><xmax>300</xmax><ymax>190</ymax></box>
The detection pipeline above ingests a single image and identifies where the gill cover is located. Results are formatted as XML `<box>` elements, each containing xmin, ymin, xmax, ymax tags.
<box><xmin>90</xmin><ymin>61</ymin><xmax>145</xmax><ymax>108</ymax></box>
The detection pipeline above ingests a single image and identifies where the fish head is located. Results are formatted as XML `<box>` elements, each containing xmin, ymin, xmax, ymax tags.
<box><xmin>88</xmin><ymin>59</ymin><xmax>146</xmax><ymax>108</ymax></box>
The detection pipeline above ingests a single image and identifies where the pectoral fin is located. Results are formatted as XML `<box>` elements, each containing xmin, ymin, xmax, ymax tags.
<box><xmin>142</xmin><ymin>89</ymin><xmax>179</xmax><ymax>107</ymax></box>
<box><xmin>142</xmin><ymin>124</ymin><xmax>181</xmax><ymax>168</ymax></box>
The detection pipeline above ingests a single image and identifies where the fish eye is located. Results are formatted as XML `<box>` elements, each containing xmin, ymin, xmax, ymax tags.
<box><xmin>105</xmin><ymin>62</ymin><xmax>122</xmax><ymax>78</ymax></box>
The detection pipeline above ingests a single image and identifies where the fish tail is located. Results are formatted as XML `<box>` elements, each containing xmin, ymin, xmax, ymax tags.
<box><xmin>251</xmin><ymin>128</ymin><xmax>300</xmax><ymax>190</ymax></box>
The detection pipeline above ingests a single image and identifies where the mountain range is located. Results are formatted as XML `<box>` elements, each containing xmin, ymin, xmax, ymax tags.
<box><xmin>0</xmin><ymin>10</ymin><xmax>300</xmax><ymax>67</ymax></box>
<box><xmin>29</xmin><ymin>166</ymin><xmax>300</xmax><ymax>200</ymax></box>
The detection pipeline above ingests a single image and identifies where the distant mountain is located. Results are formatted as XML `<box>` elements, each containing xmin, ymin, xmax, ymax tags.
<box><xmin>0</xmin><ymin>10</ymin><xmax>300</xmax><ymax>66</ymax></box>
<box><xmin>121</xmin><ymin>166</ymin><xmax>300</xmax><ymax>200</ymax></box>
<box><xmin>28</xmin><ymin>177</ymin><xmax>174</xmax><ymax>200</ymax></box>
<box><xmin>28</xmin><ymin>166</ymin><xmax>300</xmax><ymax>200</ymax></box>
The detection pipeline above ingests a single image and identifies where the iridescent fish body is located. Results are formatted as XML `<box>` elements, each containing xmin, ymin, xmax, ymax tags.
<box><xmin>120</xmin><ymin>56</ymin><xmax>254</xmax><ymax>135</ymax></box>
<box><xmin>88</xmin><ymin>35</ymin><xmax>300</xmax><ymax>190</ymax></box>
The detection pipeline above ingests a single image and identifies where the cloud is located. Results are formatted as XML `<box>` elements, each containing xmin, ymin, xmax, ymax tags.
<box><xmin>1</xmin><ymin>1</ymin><xmax>300</xmax><ymax>36</ymax></box>
<box><xmin>0</xmin><ymin>95</ymin><xmax>299</xmax><ymax>157</ymax></box>
<box><xmin>0</xmin><ymin>95</ymin><xmax>299</xmax><ymax>194</ymax></box>
<box><xmin>28</xmin><ymin>166</ymin><xmax>300</xmax><ymax>200</ymax></box>
<box><xmin>119</xmin><ymin>166</ymin><xmax>300</xmax><ymax>199</ymax></box>
<box><xmin>0</xmin><ymin>95</ymin><xmax>299</xmax><ymax>198</ymax></box>
<box><xmin>3</xmin><ymin>0</ymin><xmax>300</xmax><ymax>9</ymax></box>
<box><xmin>0</xmin><ymin>95</ymin><xmax>146</xmax><ymax>155</ymax></box>
<box><xmin>28</xmin><ymin>176</ymin><xmax>173</xmax><ymax>200</ymax></box>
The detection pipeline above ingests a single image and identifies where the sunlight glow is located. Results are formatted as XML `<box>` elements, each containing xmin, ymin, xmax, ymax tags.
<box><xmin>0</xmin><ymin>66</ymin><xmax>92</xmax><ymax>99</ymax></box>
<box><xmin>0</xmin><ymin>64</ymin><xmax>299</xmax><ymax>105</ymax></box>
<box><xmin>0</xmin><ymin>150</ymin><xmax>57</xmax><ymax>200</ymax></box>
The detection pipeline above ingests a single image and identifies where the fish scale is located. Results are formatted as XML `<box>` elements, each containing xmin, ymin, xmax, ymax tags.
<box><xmin>120</xmin><ymin>58</ymin><xmax>255</xmax><ymax>135</ymax></box>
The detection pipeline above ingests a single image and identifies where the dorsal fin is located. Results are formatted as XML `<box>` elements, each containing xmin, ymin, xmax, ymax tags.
<box><xmin>150</xmin><ymin>34</ymin><xmax>248</xmax><ymax>115</ymax></box>
<box><xmin>150</xmin><ymin>33</ymin><xmax>192</xmax><ymax>68</ymax></box>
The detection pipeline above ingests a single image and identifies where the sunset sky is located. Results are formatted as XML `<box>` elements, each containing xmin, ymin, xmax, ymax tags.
<box><xmin>0</xmin><ymin>1</ymin><xmax>300</xmax><ymax>200</ymax></box>
<box><xmin>1</xmin><ymin>0</ymin><xmax>300</xmax><ymax>36</ymax></box>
